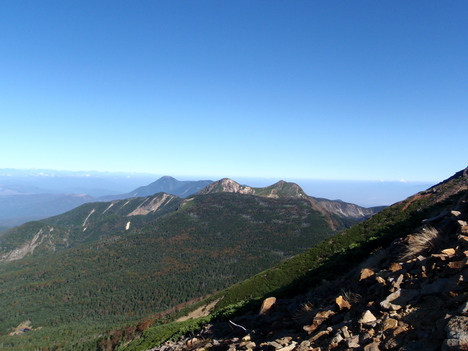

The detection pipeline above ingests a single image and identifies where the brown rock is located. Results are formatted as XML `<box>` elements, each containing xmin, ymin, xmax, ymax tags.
<box><xmin>382</xmin><ymin>318</ymin><xmax>398</xmax><ymax>331</ymax></box>
<box><xmin>278</xmin><ymin>337</ymin><xmax>293</xmax><ymax>346</ymax></box>
<box><xmin>360</xmin><ymin>268</ymin><xmax>375</xmax><ymax>281</ymax></box>
<box><xmin>309</xmin><ymin>329</ymin><xmax>330</xmax><ymax>342</ymax></box>
<box><xmin>448</xmin><ymin>258</ymin><xmax>467</xmax><ymax>270</ymax></box>
<box><xmin>393</xmin><ymin>326</ymin><xmax>409</xmax><ymax>336</ymax></box>
<box><xmin>303</xmin><ymin>310</ymin><xmax>335</xmax><ymax>334</ymax></box>
<box><xmin>259</xmin><ymin>297</ymin><xmax>277</xmax><ymax>315</ymax></box>
<box><xmin>335</xmin><ymin>295</ymin><xmax>351</xmax><ymax>310</ymax></box>
<box><xmin>442</xmin><ymin>248</ymin><xmax>457</xmax><ymax>257</ymax></box>
<box><xmin>375</xmin><ymin>276</ymin><xmax>386</xmax><ymax>285</ymax></box>
<box><xmin>388</xmin><ymin>262</ymin><xmax>403</xmax><ymax>272</ymax></box>
<box><xmin>242</xmin><ymin>335</ymin><xmax>251</xmax><ymax>342</ymax></box>
<box><xmin>267</xmin><ymin>341</ymin><xmax>283</xmax><ymax>349</ymax></box>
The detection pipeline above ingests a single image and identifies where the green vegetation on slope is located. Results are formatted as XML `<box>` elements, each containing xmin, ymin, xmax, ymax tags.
<box><xmin>119</xmin><ymin>172</ymin><xmax>468</xmax><ymax>350</ymax></box>
<box><xmin>0</xmin><ymin>192</ymin><xmax>334</xmax><ymax>350</ymax></box>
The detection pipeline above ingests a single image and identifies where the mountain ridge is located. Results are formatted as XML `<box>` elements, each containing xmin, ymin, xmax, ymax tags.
<box><xmin>196</xmin><ymin>178</ymin><xmax>308</xmax><ymax>199</ymax></box>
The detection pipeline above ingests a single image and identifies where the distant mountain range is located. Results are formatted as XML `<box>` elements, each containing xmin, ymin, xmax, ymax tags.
<box><xmin>0</xmin><ymin>176</ymin><xmax>212</xmax><ymax>227</ymax></box>
<box><xmin>0</xmin><ymin>176</ymin><xmax>379</xmax><ymax>228</ymax></box>
<box><xmin>99</xmin><ymin>176</ymin><xmax>213</xmax><ymax>201</ymax></box>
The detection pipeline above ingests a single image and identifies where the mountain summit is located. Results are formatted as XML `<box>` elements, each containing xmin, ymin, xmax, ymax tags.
<box><xmin>197</xmin><ymin>178</ymin><xmax>308</xmax><ymax>199</ymax></box>
<box><xmin>100</xmin><ymin>176</ymin><xmax>213</xmax><ymax>200</ymax></box>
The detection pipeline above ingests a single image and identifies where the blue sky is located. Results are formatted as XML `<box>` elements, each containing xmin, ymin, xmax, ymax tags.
<box><xmin>1</xmin><ymin>1</ymin><xmax>467</xmax><ymax>185</ymax></box>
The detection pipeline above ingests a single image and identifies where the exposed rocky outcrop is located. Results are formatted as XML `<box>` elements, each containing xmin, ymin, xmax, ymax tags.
<box><xmin>312</xmin><ymin>198</ymin><xmax>382</xmax><ymax>220</ymax></box>
<box><xmin>196</xmin><ymin>179</ymin><xmax>257</xmax><ymax>196</ymax></box>
<box><xmin>147</xmin><ymin>192</ymin><xmax>468</xmax><ymax>351</ymax></box>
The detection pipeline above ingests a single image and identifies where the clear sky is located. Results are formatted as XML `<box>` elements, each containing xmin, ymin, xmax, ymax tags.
<box><xmin>1</xmin><ymin>1</ymin><xmax>467</xmax><ymax>184</ymax></box>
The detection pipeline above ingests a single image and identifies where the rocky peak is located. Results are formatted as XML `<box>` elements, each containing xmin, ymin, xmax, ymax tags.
<box><xmin>197</xmin><ymin>178</ymin><xmax>255</xmax><ymax>195</ymax></box>
<box><xmin>197</xmin><ymin>179</ymin><xmax>308</xmax><ymax>199</ymax></box>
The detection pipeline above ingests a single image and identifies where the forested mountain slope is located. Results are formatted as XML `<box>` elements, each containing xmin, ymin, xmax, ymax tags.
<box><xmin>0</xmin><ymin>180</ymin><xmax>360</xmax><ymax>350</ymax></box>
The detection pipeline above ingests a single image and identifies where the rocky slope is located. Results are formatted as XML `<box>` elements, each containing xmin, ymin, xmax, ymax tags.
<box><xmin>145</xmin><ymin>171</ymin><xmax>468</xmax><ymax>351</ymax></box>
<box><xmin>312</xmin><ymin>198</ymin><xmax>384</xmax><ymax>220</ymax></box>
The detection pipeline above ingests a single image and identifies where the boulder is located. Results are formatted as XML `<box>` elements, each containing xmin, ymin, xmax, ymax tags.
<box><xmin>259</xmin><ymin>297</ymin><xmax>277</xmax><ymax>315</ymax></box>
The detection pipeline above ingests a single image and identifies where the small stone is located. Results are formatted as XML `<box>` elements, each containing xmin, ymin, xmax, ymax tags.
<box><xmin>345</xmin><ymin>335</ymin><xmax>360</xmax><ymax>348</ymax></box>
<box><xmin>336</xmin><ymin>295</ymin><xmax>351</xmax><ymax>310</ymax></box>
<box><xmin>382</xmin><ymin>318</ymin><xmax>399</xmax><ymax>331</ymax></box>
<box><xmin>278</xmin><ymin>337</ymin><xmax>293</xmax><ymax>346</ymax></box>
<box><xmin>242</xmin><ymin>335</ymin><xmax>251</xmax><ymax>342</ymax></box>
<box><xmin>448</xmin><ymin>258</ymin><xmax>467</xmax><ymax>270</ymax></box>
<box><xmin>186</xmin><ymin>337</ymin><xmax>199</xmax><ymax>347</ymax></box>
<box><xmin>259</xmin><ymin>297</ymin><xmax>277</xmax><ymax>315</ymax></box>
<box><xmin>388</xmin><ymin>262</ymin><xmax>403</xmax><ymax>272</ymax></box>
<box><xmin>303</xmin><ymin>310</ymin><xmax>335</xmax><ymax>334</ymax></box>
<box><xmin>267</xmin><ymin>341</ymin><xmax>283</xmax><ymax>349</ymax></box>
<box><xmin>392</xmin><ymin>274</ymin><xmax>405</xmax><ymax>290</ymax></box>
<box><xmin>380</xmin><ymin>289</ymin><xmax>419</xmax><ymax>311</ymax></box>
<box><xmin>360</xmin><ymin>268</ymin><xmax>375</xmax><ymax>281</ymax></box>
<box><xmin>341</xmin><ymin>326</ymin><xmax>351</xmax><ymax>338</ymax></box>
<box><xmin>277</xmin><ymin>342</ymin><xmax>296</xmax><ymax>351</ymax></box>
<box><xmin>309</xmin><ymin>330</ymin><xmax>330</xmax><ymax>342</ymax></box>
<box><xmin>330</xmin><ymin>331</ymin><xmax>344</xmax><ymax>345</ymax></box>
<box><xmin>299</xmin><ymin>340</ymin><xmax>311</xmax><ymax>347</ymax></box>
<box><xmin>359</xmin><ymin>310</ymin><xmax>377</xmax><ymax>324</ymax></box>
<box><xmin>451</xmin><ymin>210</ymin><xmax>462</xmax><ymax>217</ymax></box>
<box><xmin>375</xmin><ymin>276</ymin><xmax>386</xmax><ymax>285</ymax></box>
<box><xmin>363</xmin><ymin>341</ymin><xmax>381</xmax><ymax>351</ymax></box>
<box><xmin>244</xmin><ymin>341</ymin><xmax>256</xmax><ymax>349</ymax></box>
<box><xmin>442</xmin><ymin>248</ymin><xmax>457</xmax><ymax>257</ymax></box>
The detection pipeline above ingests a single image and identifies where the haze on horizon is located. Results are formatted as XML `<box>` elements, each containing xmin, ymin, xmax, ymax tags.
<box><xmin>1</xmin><ymin>2</ymin><xmax>467</xmax><ymax>190</ymax></box>
<box><xmin>0</xmin><ymin>167</ymin><xmax>434</xmax><ymax>208</ymax></box>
